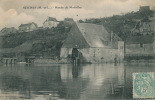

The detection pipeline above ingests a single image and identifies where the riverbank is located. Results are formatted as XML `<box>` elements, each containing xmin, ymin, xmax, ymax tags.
<box><xmin>34</xmin><ymin>58</ymin><xmax>155</xmax><ymax>65</ymax></box>
<box><xmin>124</xmin><ymin>59</ymin><xmax>155</xmax><ymax>63</ymax></box>
<box><xmin>34</xmin><ymin>58</ymin><xmax>70</xmax><ymax>64</ymax></box>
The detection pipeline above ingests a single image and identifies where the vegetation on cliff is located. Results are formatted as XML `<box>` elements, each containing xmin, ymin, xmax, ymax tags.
<box><xmin>79</xmin><ymin>9</ymin><xmax>154</xmax><ymax>40</ymax></box>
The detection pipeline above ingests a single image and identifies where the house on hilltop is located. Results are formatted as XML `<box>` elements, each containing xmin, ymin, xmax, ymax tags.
<box><xmin>139</xmin><ymin>6</ymin><xmax>150</xmax><ymax>12</ymax></box>
<box><xmin>64</xmin><ymin>18</ymin><xmax>74</xmax><ymax>21</ymax></box>
<box><xmin>19</xmin><ymin>22</ymin><xmax>38</xmax><ymax>32</ymax></box>
<box><xmin>60</xmin><ymin>23</ymin><xmax>124</xmax><ymax>63</ymax></box>
<box><xmin>43</xmin><ymin>17</ymin><xmax>59</xmax><ymax>28</ymax></box>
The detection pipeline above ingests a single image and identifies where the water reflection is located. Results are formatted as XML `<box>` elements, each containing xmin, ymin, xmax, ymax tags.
<box><xmin>0</xmin><ymin>63</ymin><xmax>155</xmax><ymax>100</ymax></box>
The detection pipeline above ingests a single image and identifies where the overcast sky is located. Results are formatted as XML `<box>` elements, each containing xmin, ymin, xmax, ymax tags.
<box><xmin>0</xmin><ymin>0</ymin><xmax>155</xmax><ymax>30</ymax></box>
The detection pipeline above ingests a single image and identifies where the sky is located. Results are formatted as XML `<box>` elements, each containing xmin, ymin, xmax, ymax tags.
<box><xmin>0</xmin><ymin>0</ymin><xmax>155</xmax><ymax>30</ymax></box>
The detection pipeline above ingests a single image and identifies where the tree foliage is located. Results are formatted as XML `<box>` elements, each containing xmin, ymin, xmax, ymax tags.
<box><xmin>2</xmin><ymin>22</ymin><xmax>71</xmax><ymax>57</ymax></box>
<box><xmin>79</xmin><ymin>9</ymin><xmax>154</xmax><ymax>40</ymax></box>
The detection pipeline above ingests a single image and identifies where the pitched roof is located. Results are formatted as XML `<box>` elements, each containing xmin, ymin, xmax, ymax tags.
<box><xmin>62</xmin><ymin>23</ymin><xmax>90</xmax><ymax>48</ymax></box>
<box><xmin>62</xmin><ymin>23</ymin><xmax>111</xmax><ymax>48</ymax></box>
<box><xmin>64</xmin><ymin>18</ymin><xmax>74</xmax><ymax>21</ymax></box>
<box><xmin>45</xmin><ymin>17</ymin><xmax>57</xmax><ymax>22</ymax></box>
<box><xmin>76</xmin><ymin>23</ymin><xmax>110</xmax><ymax>47</ymax></box>
<box><xmin>126</xmin><ymin>35</ymin><xmax>154</xmax><ymax>44</ymax></box>
<box><xmin>43</xmin><ymin>17</ymin><xmax>58</xmax><ymax>24</ymax></box>
<box><xmin>19</xmin><ymin>22</ymin><xmax>38</xmax><ymax>28</ymax></box>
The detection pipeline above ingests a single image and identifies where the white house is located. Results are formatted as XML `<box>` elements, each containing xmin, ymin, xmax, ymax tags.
<box><xmin>19</xmin><ymin>22</ymin><xmax>38</xmax><ymax>32</ymax></box>
<box><xmin>43</xmin><ymin>17</ymin><xmax>59</xmax><ymax>28</ymax></box>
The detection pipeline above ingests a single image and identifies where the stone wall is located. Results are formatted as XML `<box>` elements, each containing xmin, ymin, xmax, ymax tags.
<box><xmin>78</xmin><ymin>48</ymin><xmax>120</xmax><ymax>63</ymax></box>
<box><xmin>60</xmin><ymin>42</ymin><xmax>125</xmax><ymax>63</ymax></box>
<box><xmin>125</xmin><ymin>44</ymin><xmax>154</xmax><ymax>55</ymax></box>
<box><xmin>60</xmin><ymin>48</ymin><xmax>72</xmax><ymax>58</ymax></box>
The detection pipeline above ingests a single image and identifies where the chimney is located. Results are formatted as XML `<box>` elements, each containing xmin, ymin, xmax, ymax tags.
<box><xmin>110</xmin><ymin>31</ymin><xmax>113</xmax><ymax>43</ymax></box>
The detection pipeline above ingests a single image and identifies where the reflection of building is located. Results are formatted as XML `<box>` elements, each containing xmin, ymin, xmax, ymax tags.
<box><xmin>43</xmin><ymin>17</ymin><xmax>59</xmax><ymax>28</ymax></box>
<box><xmin>59</xmin><ymin>64</ymin><xmax>89</xmax><ymax>99</ymax></box>
<box><xmin>60</xmin><ymin>23</ymin><xmax>124</xmax><ymax>63</ymax></box>
<box><xmin>117</xmin><ymin>64</ymin><xmax>125</xmax><ymax>86</ymax></box>
<box><xmin>19</xmin><ymin>22</ymin><xmax>38</xmax><ymax>32</ymax></box>
<box><xmin>0</xmin><ymin>62</ymin><xmax>128</xmax><ymax>100</ymax></box>
<box><xmin>60</xmin><ymin>65</ymin><xmax>73</xmax><ymax>80</ymax></box>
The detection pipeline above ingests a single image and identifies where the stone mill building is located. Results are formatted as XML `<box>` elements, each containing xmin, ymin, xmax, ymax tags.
<box><xmin>60</xmin><ymin>23</ymin><xmax>124</xmax><ymax>63</ymax></box>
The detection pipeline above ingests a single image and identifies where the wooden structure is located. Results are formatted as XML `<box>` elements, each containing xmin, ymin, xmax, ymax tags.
<box><xmin>72</xmin><ymin>48</ymin><xmax>82</xmax><ymax>65</ymax></box>
<box><xmin>2</xmin><ymin>58</ymin><xmax>17</xmax><ymax>64</ymax></box>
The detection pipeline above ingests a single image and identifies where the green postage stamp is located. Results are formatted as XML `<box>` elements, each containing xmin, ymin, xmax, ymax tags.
<box><xmin>133</xmin><ymin>72</ymin><xmax>155</xmax><ymax>98</ymax></box>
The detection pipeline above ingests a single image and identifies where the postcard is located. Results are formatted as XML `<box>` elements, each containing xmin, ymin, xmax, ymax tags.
<box><xmin>0</xmin><ymin>0</ymin><xmax>155</xmax><ymax>100</ymax></box>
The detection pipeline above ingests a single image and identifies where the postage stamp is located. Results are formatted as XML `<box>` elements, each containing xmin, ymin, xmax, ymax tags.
<box><xmin>133</xmin><ymin>72</ymin><xmax>155</xmax><ymax>98</ymax></box>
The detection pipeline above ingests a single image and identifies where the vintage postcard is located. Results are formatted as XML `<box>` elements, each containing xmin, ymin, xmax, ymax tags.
<box><xmin>0</xmin><ymin>0</ymin><xmax>155</xmax><ymax>100</ymax></box>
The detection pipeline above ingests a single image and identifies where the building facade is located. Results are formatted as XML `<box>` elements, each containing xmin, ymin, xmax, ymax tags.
<box><xmin>19</xmin><ymin>22</ymin><xmax>38</xmax><ymax>32</ymax></box>
<box><xmin>43</xmin><ymin>17</ymin><xmax>59</xmax><ymax>28</ymax></box>
<box><xmin>125</xmin><ymin>35</ymin><xmax>154</xmax><ymax>54</ymax></box>
<box><xmin>60</xmin><ymin>23</ymin><xmax>123</xmax><ymax>63</ymax></box>
<box><xmin>125</xmin><ymin>35</ymin><xmax>155</xmax><ymax>60</ymax></box>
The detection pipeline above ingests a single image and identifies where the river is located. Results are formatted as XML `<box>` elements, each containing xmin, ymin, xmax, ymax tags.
<box><xmin>0</xmin><ymin>63</ymin><xmax>154</xmax><ymax>100</ymax></box>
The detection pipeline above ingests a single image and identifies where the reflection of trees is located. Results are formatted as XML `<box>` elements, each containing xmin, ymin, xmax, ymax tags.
<box><xmin>0</xmin><ymin>74</ymin><xmax>25</xmax><ymax>90</ymax></box>
<box><xmin>0</xmin><ymin>65</ymin><xmax>89</xmax><ymax>100</ymax></box>
<box><xmin>0</xmin><ymin>75</ymin><xmax>31</xmax><ymax>99</ymax></box>
<box><xmin>30</xmin><ymin>66</ymin><xmax>62</xmax><ymax>91</ymax></box>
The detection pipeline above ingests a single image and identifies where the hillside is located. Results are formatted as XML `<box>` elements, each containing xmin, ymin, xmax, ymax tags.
<box><xmin>79</xmin><ymin>9</ymin><xmax>154</xmax><ymax>40</ymax></box>
<box><xmin>0</xmin><ymin>22</ymin><xmax>71</xmax><ymax>58</ymax></box>
<box><xmin>0</xmin><ymin>8</ymin><xmax>154</xmax><ymax>58</ymax></box>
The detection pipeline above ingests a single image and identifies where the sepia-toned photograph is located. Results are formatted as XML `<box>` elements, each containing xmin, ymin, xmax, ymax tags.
<box><xmin>0</xmin><ymin>0</ymin><xmax>155</xmax><ymax>99</ymax></box>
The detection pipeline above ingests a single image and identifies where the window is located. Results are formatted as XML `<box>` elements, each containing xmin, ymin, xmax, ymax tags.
<box><xmin>140</xmin><ymin>43</ymin><xmax>143</xmax><ymax>47</ymax></box>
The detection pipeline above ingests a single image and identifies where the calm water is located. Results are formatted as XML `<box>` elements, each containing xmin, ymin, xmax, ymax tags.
<box><xmin>0</xmin><ymin>63</ymin><xmax>155</xmax><ymax>100</ymax></box>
